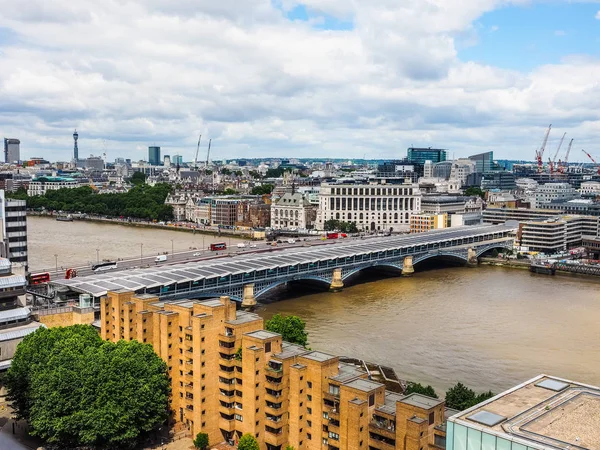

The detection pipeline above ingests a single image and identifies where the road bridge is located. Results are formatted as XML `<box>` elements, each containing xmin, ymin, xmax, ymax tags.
<box><xmin>50</xmin><ymin>224</ymin><xmax>516</xmax><ymax>307</ymax></box>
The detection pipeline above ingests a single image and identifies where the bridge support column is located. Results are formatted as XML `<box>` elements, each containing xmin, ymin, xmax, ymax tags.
<box><xmin>402</xmin><ymin>256</ymin><xmax>414</xmax><ymax>276</ymax></box>
<box><xmin>330</xmin><ymin>268</ymin><xmax>344</xmax><ymax>292</ymax></box>
<box><xmin>467</xmin><ymin>248</ymin><xmax>478</xmax><ymax>267</ymax></box>
<box><xmin>241</xmin><ymin>283</ymin><xmax>256</xmax><ymax>308</ymax></box>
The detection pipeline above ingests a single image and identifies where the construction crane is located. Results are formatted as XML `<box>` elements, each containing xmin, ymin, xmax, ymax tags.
<box><xmin>206</xmin><ymin>139</ymin><xmax>212</xmax><ymax>169</ymax></box>
<box><xmin>551</xmin><ymin>132</ymin><xmax>566</xmax><ymax>166</ymax></box>
<box><xmin>581</xmin><ymin>149</ymin><xmax>600</xmax><ymax>175</ymax></box>
<box><xmin>535</xmin><ymin>124</ymin><xmax>552</xmax><ymax>173</ymax></box>
<box><xmin>558</xmin><ymin>139</ymin><xmax>573</xmax><ymax>174</ymax></box>
<box><xmin>193</xmin><ymin>134</ymin><xmax>202</xmax><ymax>169</ymax></box>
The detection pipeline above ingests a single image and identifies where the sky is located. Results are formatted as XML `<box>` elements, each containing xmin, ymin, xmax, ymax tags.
<box><xmin>1</xmin><ymin>0</ymin><xmax>600</xmax><ymax>162</ymax></box>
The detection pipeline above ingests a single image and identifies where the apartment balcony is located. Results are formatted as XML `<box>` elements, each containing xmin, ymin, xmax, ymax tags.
<box><xmin>219</xmin><ymin>403</ymin><xmax>235</xmax><ymax>415</ymax></box>
<box><xmin>219</xmin><ymin>354</ymin><xmax>236</xmax><ymax>365</ymax></box>
<box><xmin>266</xmin><ymin>362</ymin><xmax>283</xmax><ymax>374</ymax></box>
<box><xmin>265</xmin><ymin>389</ymin><xmax>284</xmax><ymax>403</ymax></box>
<box><xmin>328</xmin><ymin>419</ymin><xmax>340</xmax><ymax>433</ymax></box>
<box><xmin>184</xmin><ymin>371</ymin><xmax>194</xmax><ymax>383</ymax></box>
<box><xmin>185</xmin><ymin>347</ymin><xmax>194</xmax><ymax>354</ymax></box>
<box><xmin>219</xmin><ymin>344</ymin><xmax>236</xmax><ymax>355</ymax></box>
<box><xmin>266</xmin><ymin>414</ymin><xmax>284</xmax><ymax>425</ymax></box>
<box><xmin>218</xmin><ymin>333</ymin><xmax>236</xmax><ymax>344</ymax></box>
<box><xmin>265</xmin><ymin>401</ymin><xmax>283</xmax><ymax>415</ymax></box>
<box><xmin>184</xmin><ymin>382</ymin><xmax>194</xmax><ymax>391</ymax></box>
<box><xmin>218</xmin><ymin>416</ymin><xmax>236</xmax><ymax>432</ymax></box>
<box><xmin>265</xmin><ymin>375</ymin><xmax>283</xmax><ymax>387</ymax></box>
<box><xmin>370</xmin><ymin>417</ymin><xmax>396</xmax><ymax>439</ymax></box>
<box><xmin>219</xmin><ymin>388</ymin><xmax>235</xmax><ymax>399</ymax></box>
<box><xmin>369</xmin><ymin>431</ymin><xmax>396</xmax><ymax>450</ymax></box>
<box><xmin>323</xmin><ymin>391</ymin><xmax>340</xmax><ymax>403</ymax></box>
<box><xmin>219</xmin><ymin>379</ymin><xmax>236</xmax><ymax>391</ymax></box>
<box><xmin>265</xmin><ymin>425</ymin><xmax>285</xmax><ymax>446</ymax></box>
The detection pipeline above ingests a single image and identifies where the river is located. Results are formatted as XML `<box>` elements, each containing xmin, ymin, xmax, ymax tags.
<box><xmin>28</xmin><ymin>217</ymin><xmax>600</xmax><ymax>395</ymax></box>
<box><xmin>27</xmin><ymin>216</ymin><xmax>246</xmax><ymax>270</ymax></box>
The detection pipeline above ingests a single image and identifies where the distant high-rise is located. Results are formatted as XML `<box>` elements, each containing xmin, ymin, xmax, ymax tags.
<box><xmin>148</xmin><ymin>146</ymin><xmax>161</xmax><ymax>165</ymax></box>
<box><xmin>468</xmin><ymin>151</ymin><xmax>493</xmax><ymax>173</ymax></box>
<box><xmin>73</xmin><ymin>129</ymin><xmax>79</xmax><ymax>161</ymax></box>
<box><xmin>3</xmin><ymin>139</ymin><xmax>20</xmax><ymax>164</ymax></box>
<box><xmin>172</xmin><ymin>154</ymin><xmax>183</xmax><ymax>166</ymax></box>
<box><xmin>407</xmin><ymin>147</ymin><xmax>447</xmax><ymax>164</ymax></box>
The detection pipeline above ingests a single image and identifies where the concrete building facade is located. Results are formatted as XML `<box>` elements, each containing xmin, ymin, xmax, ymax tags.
<box><xmin>271</xmin><ymin>193</ymin><xmax>315</xmax><ymax>230</ymax></box>
<box><xmin>27</xmin><ymin>176</ymin><xmax>80</xmax><ymax>196</ymax></box>
<box><xmin>517</xmin><ymin>215</ymin><xmax>599</xmax><ymax>252</ymax></box>
<box><xmin>409</xmin><ymin>214</ymin><xmax>447</xmax><ymax>233</ymax></box>
<box><xmin>316</xmin><ymin>180</ymin><xmax>422</xmax><ymax>232</ymax></box>
<box><xmin>0</xmin><ymin>191</ymin><xmax>28</xmax><ymax>265</ymax></box>
<box><xmin>102</xmin><ymin>290</ymin><xmax>450</xmax><ymax>450</ymax></box>
<box><xmin>535</xmin><ymin>183</ymin><xmax>578</xmax><ymax>205</ymax></box>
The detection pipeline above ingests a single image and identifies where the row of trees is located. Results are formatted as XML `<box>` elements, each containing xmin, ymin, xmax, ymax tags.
<box><xmin>5</xmin><ymin>325</ymin><xmax>170</xmax><ymax>448</ymax></box>
<box><xmin>405</xmin><ymin>381</ymin><xmax>494</xmax><ymax>410</ymax></box>
<box><xmin>323</xmin><ymin>219</ymin><xmax>359</xmax><ymax>233</ymax></box>
<box><xmin>15</xmin><ymin>183</ymin><xmax>174</xmax><ymax>221</ymax></box>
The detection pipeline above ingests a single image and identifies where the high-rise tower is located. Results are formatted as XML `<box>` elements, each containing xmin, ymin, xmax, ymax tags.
<box><xmin>73</xmin><ymin>129</ymin><xmax>79</xmax><ymax>161</ymax></box>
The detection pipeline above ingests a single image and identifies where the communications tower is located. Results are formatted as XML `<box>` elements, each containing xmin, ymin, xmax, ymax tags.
<box><xmin>73</xmin><ymin>129</ymin><xmax>79</xmax><ymax>161</ymax></box>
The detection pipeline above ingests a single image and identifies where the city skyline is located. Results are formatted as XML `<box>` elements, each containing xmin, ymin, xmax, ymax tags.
<box><xmin>1</xmin><ymin>2</ymin><xmax>600</xmax><ymax>161</ymax></box>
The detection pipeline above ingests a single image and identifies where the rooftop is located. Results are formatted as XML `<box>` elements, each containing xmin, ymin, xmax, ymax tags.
<box><xmin>301</xmin><ymin>350</ymin><xmax>337</xmax><ymax>363</ymax></box>
<box><xmin>344</xmin><ymin>378</ymin><xmax>384</xmax><ymax>393</ymax></box>
<box><xmin>450</xmin><ymin>374</ymin><xmax>600</xmax><ymax>450</ymax></box>
<box><xmin>226</xmin><ymin>311</ymin><xmax>262</xmax><ymax>325</ymax></box>
<box><xmin>245</xmin><ymin>330</ymin><xmax>280</xmax><ymax>341</ymax></box>
<box><xmin>400</xmin><ymin>393</ymin><xmax>444</xmax><ymax>409</ymax></box>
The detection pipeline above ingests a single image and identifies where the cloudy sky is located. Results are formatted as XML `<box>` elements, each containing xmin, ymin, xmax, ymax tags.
<box><xmin>1</xmin><ymin>1</ymin><xmax>600</xmax><ymax>162</ymax></box>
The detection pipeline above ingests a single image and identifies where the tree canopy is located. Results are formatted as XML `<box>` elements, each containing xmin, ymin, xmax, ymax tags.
<box><xmin>5</xmin><ymin>325</ymin><xmax>170</xmax><ymax>449</ymax></box>
<box><xmin>464</xmin><ymin>186</ymin><xmax>485</xmax><ymax>199</ymax></box>
<box><xmin>130</xmin><ymin>171</ymin><xmax>147</xmax><ymax>185</ymax></box>
<box><xmin>265</xmin><ymin>314</ymin><xmax>309</xmax><ymax>348</ymax></box>
<box><xmin>251</xmin><ymin>184</ymin><xmax>274</xmax><ymax>195</ymax></box>
<box><xmin>238</xmin><ymin>433</ymin><xmax>260</xmax><ymax>450</ymax></box>
<box><xmin>405</xmin><ymin>382</ymin><xmax>438</xmax><ymax>399</ymax></box>
<box><xmin>193</xmin><ymin>432</ymin><xmax>209</xmax><ymax>450</ymax></box>
<box><xmin>324</xmin><ymin>219</ymin><xmax>358</xmax><ymax>233</ymax></box>
<box><xmin>445</xmin><ymin>382</ymin><xmax>494</xmax><ymax>410</ymax></box>
<box><xmin>24</xmin><ymin>184</ymin><xmax>173</xmax><ymax>221</ymax></box>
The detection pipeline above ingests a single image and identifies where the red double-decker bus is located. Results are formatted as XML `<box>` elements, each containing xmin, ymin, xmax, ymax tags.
<box><xmin>210</xmin><ymin>242</ymin><xmax>227</xmax><ymax>251</ymax></box>
<box><xmin>29</xmin><ymin>272</ymin><xmax>50</xmax><ymax>285</ymax></box>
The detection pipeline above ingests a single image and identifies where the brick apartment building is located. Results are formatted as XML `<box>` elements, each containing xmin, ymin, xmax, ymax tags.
<box><xmin>102</xmin><ymin>290</ymin><xmax>449</xmax><ymax>450</ymax></box>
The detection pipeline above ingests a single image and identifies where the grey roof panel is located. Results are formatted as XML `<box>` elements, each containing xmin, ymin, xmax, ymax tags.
<box><xmin>466</xmin><ymin>410</ymin><xmax>506</xmax><ymax>427</ymax></box>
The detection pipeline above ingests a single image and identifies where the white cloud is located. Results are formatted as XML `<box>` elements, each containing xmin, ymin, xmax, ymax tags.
<box><xmin>554</xmin><ymin>30</ymin><xmax>566</xmax><ymax>36</ymax></box>
<box><xmin>490</xmin><ymin>25</ymin><xmax>500</xmax><ymax>32</ymax></box>
<box><xmin>596</xmin><ymin>10</ymin><xmax>600</xmax><ymax>19</ymax></box>
<box><xmin>0</xmin><ymin>0</ymin><xmax>599</xmax><ymax>161</ymax></box>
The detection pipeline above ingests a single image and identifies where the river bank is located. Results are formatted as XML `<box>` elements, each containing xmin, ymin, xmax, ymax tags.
<box><xmin>27</xmin><ymin>211</ymin><xmax>262</xmax><ymax>239</ymax></box>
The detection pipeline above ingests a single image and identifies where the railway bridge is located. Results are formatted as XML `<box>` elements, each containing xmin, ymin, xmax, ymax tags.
<box><xmin>51</xmin><ymin>224</ymin><xmax>516</xmax><ymax>307</ymax></box>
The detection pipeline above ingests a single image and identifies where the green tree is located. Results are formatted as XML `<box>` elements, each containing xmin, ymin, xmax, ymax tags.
<box><xmin>464</xmin><ymin>187</ymin><xmax>485</xmax><ymax>198</ymax></box>
<box><xmin>445</xmin><ymin>382</ymin><xmax>493</xmax><ymax>411</ymax></box>
<box><xmin>223</xmin><ymin>188</ymin><xmax>238</xmax><ymax>195</ymax></box>
<box><xmin>130</xmin><ymin>171</ymin><xmax>147</xmax><ymax>185</ymax></box>
<box><xmin>234</xmin><ymin>170</ymin><xmax>243</xmax><ymax>177</ymax></box>
<box><xmin>6</xmin><ymin>325</ymin><xmax>170</xmax><ymax>448</ymax></box>
<box><xmin>249</xmin><ymin>170</ymin><xmax>262</xmax><ymax>179</ymax></box>
<box><xmin>251</xmin><ymin>184</ymin><xmax>274</xmax><ymax>195</ymax></box>
<box><xmin>221</xmin><ymin>168</ymin><xmax>232</xmax><ymax>176</ymax></box>
<box><xmin>265</xmin><ymin>314</ymin><xmax>308</xmax><ymax>347</ymax></box>
<box><xmin>324</xmin><ymin>219</ymin><xmax>340</xmax><ymax>231</ymax></box>
<box><xmin>405</xmin><ymin>382</ymin><xmax>438</xmax><ymax>398</ymax></box>
<box><xmin>238</xmin><ymin>433</ymin><xmax>260</xmax><ymax>450</ymax></box>
<box><xmin>194</xmin><ymin>432</ymin><xmax>209</xmax><ymax>450</ymax></box>
<box><xmin>285</xmin><ymin>446</ymin><xmax>296</xmax><ymax>450</ymax></box>
<box><xmin>235</xmin><ymin>347</ymin><xmax>243</xmax><ymax>361</ymax></box>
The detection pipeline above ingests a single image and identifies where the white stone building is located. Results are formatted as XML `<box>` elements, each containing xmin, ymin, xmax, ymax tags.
<box><xmin>27</xmin><ymin>176</ymin><xmax>81</xmax><ymax>196</ymax></box>
<box><xmin>316</xmin><ymin>180</ymin><xmax>422</xmax><ymax>232</ymax></box>
<box><xmin>579</xmin><ymin>181</ymin><xmax>600</xmax><ymax>195</ymax></box>
<box><xmin>271</xmin><ymin>192</ymin><xmax>315</xmax><ymax>230</ymax></box>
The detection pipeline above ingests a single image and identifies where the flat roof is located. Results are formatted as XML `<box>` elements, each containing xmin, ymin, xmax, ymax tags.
<box><xmin>301</xmin><ymin>350</ymin><xmax>337</xmax><ymax>363</ymax></box>
<box><xmin>450</xmin><ymin>374</ymin><xmax>600</xmax><ymax>450</ymax></box>
<box><xmin>400</xmin><ymin>393</ymin><xmax>444</xmax><ymax>409</ymax></box>
<box><xmin>245</xmin><ymin>330</ymin><xmax>280</xmax><ymax>340</ymax></box>
<box><xmin>226</xmin><ymin>311</ymin><xmax>261</xmax><ymax>325</ymax></box>
<box><xmin>344</xmin><ymin>378</ymin><xmax>384</xmax><ymax>393</ymax></box>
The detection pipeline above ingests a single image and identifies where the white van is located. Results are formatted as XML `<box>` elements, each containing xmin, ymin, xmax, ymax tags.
<box><xmin>287</xmin><ymin>238</ymin><xmax>296</xmax><ymax>244</ymax></box>
<box><xmin>237</xmin><ymin>243</ymin><xmax>246</xmax><ymax>249</ymax></box>
<box><xmin>155</xmin><ymin>255</ymin><xmax>168</xmax><ymax>263</ymax></box>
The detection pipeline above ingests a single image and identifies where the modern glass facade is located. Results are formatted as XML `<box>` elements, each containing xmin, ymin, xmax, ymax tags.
<box><xmin>148</xmin><ymin>146</ymin><xmax>161</xmax><ymax>165</ymax></box>
<box><xmin>468</xmin><ymin>151</ymin><xmax>493</xmax><ymax>173</ymax></box>
<box><xmin>446</xmin><ymin>422</ymin><xmax>542</xmax><ymax>450</ymax></box>
<box><xmin>407</xmin><ymin>148</ymin><xmax>447</xmax><ymax>164</ymax></box>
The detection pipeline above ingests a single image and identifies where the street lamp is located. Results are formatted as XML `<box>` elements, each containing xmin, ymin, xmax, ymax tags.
<box><xmin>54</xmin><ymin>254</ymin><xmax>58</xmax><ymax>276</ymax></box>
<box><xmin>171</xmin><ymin>239</ymin><xmax>174</xmax><ymax>255</ymax></box>
<box><xmin>96</xmin><ymin>248</ymin><xmax>100</xmax><ymax>263</ymax></box>
<box><xmin>140</xmin><ymin>243</ymin><xmax>143</xmax><ymax>266</ymax></box>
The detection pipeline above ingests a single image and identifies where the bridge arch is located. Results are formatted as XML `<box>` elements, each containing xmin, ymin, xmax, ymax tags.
<box><xmin>254</xmin><ymin>275</ymin><xmax>332</xmax><ymax>299</ymax></box>
<box><xmin>342</xmin><ymin>262</ymin><xmax>403</xmax><ymax>281</ymax></box>
<box><xmin>476</xmin><ymin>242</ymin><xmax>512</xmax><ymax>257</ymax></box>
<box><xmin>412</xmin><ymin>252</ymin><xmax>469</xmax><ymax>267</ymax></box>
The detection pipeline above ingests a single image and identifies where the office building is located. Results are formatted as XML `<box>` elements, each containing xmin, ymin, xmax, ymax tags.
<box><xmin>447</xmin><ymin>374</ymin><xmax>600</xmax><ymax>450</ymax></box>
<box><xmin>0</xmin><ymin>191</ymin><xmax>28</xmax><ymax>265</ymax></box>
<box><xmin>0</xmin><ymin>258</ymin><xmax>40</xmax><ymax>371</ymax></box>
<box><xmin>420</xmin><ymin>196</ymin><xmax>482</xmax><ymax>216</ymax></box>
<box><xmin>148</xmin><ymin>146</ymin><xmax>161</xmax><ymax>165</ymax></box>
<box><xmin>579</xmin><ymin>180</ymin><xmax>600</xmax><ymax>195</ymax></box>
<box><xmin>482</xmin><ymin>208</ymin><xmax>562</xmax><ymax>224</ymax></box>
<box><xmin>409</xmin><ymin>214</ymin><xmax>447</xmax><ymax>233</ymax></box>
<box><xmin>467</xmin><ymin>151</ymin><xmax>493</xmax><ymax>173</ymax></box>
<box><xmin>173</xmin><ymin>155</ymin><xmax>184</xmax><ymax>166</ymax></box>
<box><xmin>537</xmin><ymin>199</ymin><xmax>600</xmax><ymax>217</ymax></box>
<box><xmin>316</xmin><ymin>180</ymin><xmax>422</xmax><ymax>232</ymax></box>
<box><xmin>535</xmin><ymin>183</ymin><xmax>578</xmax><ymax>205</ymax></box>
<box><xmin>517</xmin><ymin>215</ymin><xmax>599</xmax><ymax>252</ymax></box>
<box><xmin>271</xmin><ymin>192</ymin><xmax>316</xmax><ymax>230</ymax></box>
<box><xmin>102</xmin><ymin>290</ymin><xmax>450</xmax><ymax>449</ymax></box>
<box><xmin>407</xmin><ymin>148</ymin><xmax>447</xmax><ymax>164</ymax></box>
<box><xmin>3</xmin><ymin>138</ymin><xmax>20</xmax><ymax>164</ymax></box>
<box><xmin>480</xmin><ymin>171</ymin><xmax>516</xmax><ymax>191</ymax></box>
<box><xmin>27</xmin><ymin>176</ymin><xmax>80</xmax><ymax>196</ymax></box>
<box><xmin>432</xmin><ymin>161</ymin><xmax>453</xmax><ymax>180</ymax></box>
<box><xmin>82</xmin><ymin>156</ymin><xmax>105</xmax><ymax>171</ymax></box>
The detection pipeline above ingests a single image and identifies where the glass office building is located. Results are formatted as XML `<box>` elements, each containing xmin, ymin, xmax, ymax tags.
<box><xmin>148</xmin><ymin>146</ymin><xmax>161</xmax><ymax>165</ymax></box>
<box><xmin>468</xmin><ymin>151</ymin><xmax>494</xmax><ymax>173</ymax></box>
<box><xmin>407</xmin><ymin>147</ymin><xmax>447</xmax><ymax>164</ymax></box>
<box><xmin>447</xmin><ymin>374</ymin><xmax>600</xmax><ymax>450</ymax></box>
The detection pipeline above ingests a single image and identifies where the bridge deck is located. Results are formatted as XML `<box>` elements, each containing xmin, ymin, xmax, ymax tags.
<box><xmin>51</xmin><ymin>224</ymin><xmax>516</xmax><ymax>298</ymax></box>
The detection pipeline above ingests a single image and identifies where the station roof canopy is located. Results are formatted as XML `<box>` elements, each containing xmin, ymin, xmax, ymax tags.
<box><xmin>51</xmin><ymin>224</ymin><xmax>515</xmax><ymax>297</ymax></box>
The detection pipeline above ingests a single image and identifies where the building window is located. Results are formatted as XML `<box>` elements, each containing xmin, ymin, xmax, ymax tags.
<box><xmin>307</xmin><ymin>381</ymin><xmax>312</xmax><ymax>388</ymax></box>
<box><xmin>369</xmin><ymin>394</ymin><xmax>375</xmax><ymax>407</ymax></box>
<box><xmin>328</xmin><ymin>432</ymin><xmax>339</xmax><ymax>441</ymax></box>
<box><xmin>329</xmin><ymin>384</ymin><xmax>340</xmax><ymax>396</ymax></box>
<box><xmin>235</xmin><ymin>414</ymin><xmax>243</xmax><ymax>422</ymax></box>
<box><xmin>429</xmin><ymin>411</ymin><xmax>435</xmax><ymax>424</ymax></box>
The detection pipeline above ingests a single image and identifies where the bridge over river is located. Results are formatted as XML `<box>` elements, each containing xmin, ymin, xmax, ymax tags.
<box><xmin>51</xmin><ymin>224</ymin><xmax>516</xmax><ymax>306</ymax></box>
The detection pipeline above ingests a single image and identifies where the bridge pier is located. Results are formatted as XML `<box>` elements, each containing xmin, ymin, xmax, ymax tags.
<box><xmin>467</xmin><ymin>248</ymin><xmax>478</xmax><ymax>267</ymax></box>
<box><xmin>330</xmin><ymin>268</ymin><xmax>344</xmax><ymax>292</ymax></box>
<box><xmin>402</xmin><ymin>256</ymin><xmax>414</xmax><ymax>276</ymax></box>
<box><xmin>241</xmin><ymin>283</ymin><xmax>256</xmax><ymax>308</ymax></box>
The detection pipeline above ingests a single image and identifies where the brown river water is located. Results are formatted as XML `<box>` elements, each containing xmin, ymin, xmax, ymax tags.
<box><xmin>29</xmin><ymin>217</ymin><xmax>600</xmax><ymax>394</ymax></box>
